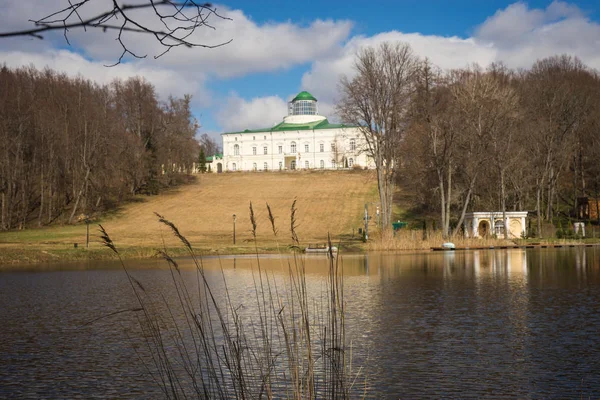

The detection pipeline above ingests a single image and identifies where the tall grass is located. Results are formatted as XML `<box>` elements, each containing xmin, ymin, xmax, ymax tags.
<box><xmin>99</xmin><ymin>202</ymin><xmax>361</xmax><ymax>399</ymax></box>
<box><xmin>368</xmin><ymin>229</ymin><xmax>516</xmax><ymax>251</ymax></box>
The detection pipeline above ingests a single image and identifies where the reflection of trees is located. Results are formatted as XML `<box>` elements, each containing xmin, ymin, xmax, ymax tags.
<box><xmin>528</xmin><ymin>247</ymin><xmax>600</xmax><ymax>285</ymax></box>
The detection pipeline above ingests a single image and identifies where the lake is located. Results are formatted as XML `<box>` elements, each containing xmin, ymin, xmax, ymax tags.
<box><xmin>1</xmin><ymin>248</ymin><xmax>599</xmax><ymax>398</ymax></box>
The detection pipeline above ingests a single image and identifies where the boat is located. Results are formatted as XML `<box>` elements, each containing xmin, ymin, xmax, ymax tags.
<box><xmin>304</xmin><ymin>244</ymin><xmax>338</xmax><ymax>254</ymax></box>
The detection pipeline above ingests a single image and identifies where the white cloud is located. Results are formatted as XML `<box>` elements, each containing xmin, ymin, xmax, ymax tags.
<box><xmin>216</xmin><ymin>94</ymin><xmax>288</xmax><ymax>132</ymax></box>
<box><xmin>476</xmin><ymin>1</ymin><xmax>583</xmax><ymax>45</ymax></box>
<box><xmin>175</xmin><ymin>12</ymin><xmax>353</xmax><ymax>78</ymax></box>
<box><xmin>474</xmin><ymin>1</ymin><xmax>600</xmax><ymax>68</ymax></box>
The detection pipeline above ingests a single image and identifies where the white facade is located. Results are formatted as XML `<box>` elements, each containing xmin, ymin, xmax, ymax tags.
<box><xmin>216</xmin><ymin>92</ymin><xmax>373</xmax><ymax>172</ymax></box>
<box><xmin>464</xmin><ymin>211</ymin><xmax>528</xmax><ymax>239</ymax></box>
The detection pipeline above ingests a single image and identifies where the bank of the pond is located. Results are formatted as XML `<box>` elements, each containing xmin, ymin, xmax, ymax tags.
<box><xmin>4</xmin><ymin>234</ymin><xmax>600</xmax><ymax>265</ymax></box>
<box><xmin>0</xmin><ymin>240</ymin><xmax>369</xmax><ymax>266</ymax></box>
<box><xmin>0</xmin><ymin>244</ymin><xmax>284</xmax><ymax>265</ymax></box>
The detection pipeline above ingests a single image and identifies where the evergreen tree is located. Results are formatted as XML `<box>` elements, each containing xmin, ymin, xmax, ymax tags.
<box><xmin>198</xmin><ymin>148</ymin><xmax>207</xmax><ymax>173</ymax></box>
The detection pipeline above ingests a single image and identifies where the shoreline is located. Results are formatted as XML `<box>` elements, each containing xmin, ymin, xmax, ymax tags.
<box><xmin>2</xmin><ymin>237</ymin><xmax>599</xmax><ymax>267</ymax></box>
<box><xmin>0</xmin><ymin>241</ymin><xmax>367</xmax><ymax>266</ymax></box>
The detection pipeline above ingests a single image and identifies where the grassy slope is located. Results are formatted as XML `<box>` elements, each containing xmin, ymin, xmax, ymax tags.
<box><xmin>0</xmin><ymin>170</ymin><xmax>378</xmax><ymax>263</ymax></box>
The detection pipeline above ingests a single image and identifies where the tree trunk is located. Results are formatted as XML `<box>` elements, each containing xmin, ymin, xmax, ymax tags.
<box><xmin>536</xmin><ymin>179</ymin><xmax>543</xmax><ymax>239</ymax></box>
<box><xmin>438</xmin><ymin>168</ymin><xmax>446</xmax><ymax>238</ymax></box>
<box><xmin>452</xmin><ymin>178</ymin><xmax>475</xmax><ymax>237</ymax></box>
<box><xmin>594</xmin><ymin>183</ymin><xmax>600</xmax><ymax>225</ymax></box>
<box><xmin>444</xmin><ymin>161</ymin><xmax>452</xmax><ymax>238</ymax></box>
<box><xmin>1</xmin><ymin>192</ymin><xmax>5</xmax><ymax>230</ymax></box>
<box><xmin>38</xmin><ymin>167</ymin><xmax>44</xmax><ymax>227</ymax></box>
<box><xmin>501</xmin><ymin>169</ymin><xmax>507</xmax><ymax>239</ymax></box>
<box><xmin>68</xmin><ymin>167</ymin><xmax>91</xmax><ymax>224</ymax></box>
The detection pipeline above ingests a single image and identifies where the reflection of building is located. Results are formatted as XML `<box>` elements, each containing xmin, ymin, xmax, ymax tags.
<box><xmin>472</xmin><ymin>249</ymin><xmax>528</xmax><ymax>280</ymax></box>
<box><xmin>218</xmin><ymin>92</ymin><xmax>374</xmax><ymax>172</ymax></box>
<box><xmin>463</xmin><ymin>211</ymin><xmax>528</xmax><ymax>239</ymax></box>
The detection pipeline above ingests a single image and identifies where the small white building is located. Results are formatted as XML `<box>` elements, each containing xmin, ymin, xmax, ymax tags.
<box><xmin>464</xmin><ymin>211</ymin><xmax>528</xmax><ymax>239</ymax></box>
<box><xmin>216</xmin><ymin>91</ymin><xmax>373</xmax><ymax>172</ymax></box>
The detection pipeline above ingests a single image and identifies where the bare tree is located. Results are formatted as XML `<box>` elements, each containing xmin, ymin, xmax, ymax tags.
<box><xmin>0</xmin><ymin>65</ymin><xmax>199</xmax><ymax>230</ymax></box>
<box><xmin>337</xmin><ymin>42</ymin><xmax>419</xmax><ymax>230</ymax></box>
<box><xmin>519</xmin><ymin>56</ymin><xmax>592</xmax><ymax>237</ymax></box>
<box><xmin>198</xmin><ymin>133</ymin><xmax>220</xmax><ymax>155</ymax></box>
<box><xmin>0</xmin><ymin>1</ymin><xmax>231</xmax><ymax>66</ymax></box>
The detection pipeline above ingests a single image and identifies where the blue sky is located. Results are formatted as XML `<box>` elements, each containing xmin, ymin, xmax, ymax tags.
<box><xmin>1</xmin><ymin>1</ymin><xmax>599</xmax><ymax>139</ymax></box>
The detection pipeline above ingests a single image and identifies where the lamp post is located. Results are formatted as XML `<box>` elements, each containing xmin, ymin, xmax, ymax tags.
<box><xmin>233</xmin><ymin>214</ymin><xmax>237</xmax><ymax>244</ymax></box>
<box><xmin>364</xmin><ymin>203</ymin><xmax>369</xmax><ymax>241</ymax></box>
<box><xmin>84</xmin><ymin>214</ymin><xmax>90</xmax><ymax>249</ymax></box>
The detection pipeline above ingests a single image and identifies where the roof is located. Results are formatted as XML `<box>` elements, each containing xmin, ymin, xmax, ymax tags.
<box><xmin>223</xmin><ymin>119</ymin><xmax>355</xmax><ymax>135</ymax></box>
<box><xmin>205</xmin><ymin>153</ymin><xmax>223</xmax><ymax>162</ymax></box>
<box><xmin>292</xmin><ymin>91</ymin><xmax>317</xmax><ymax>102</ymax></box>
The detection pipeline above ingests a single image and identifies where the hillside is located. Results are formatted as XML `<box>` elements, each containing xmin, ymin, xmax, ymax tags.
<box><xmin>0</xmin><ymin>171</ymin><xmax>379</xmax><ymax>262</ymax></box>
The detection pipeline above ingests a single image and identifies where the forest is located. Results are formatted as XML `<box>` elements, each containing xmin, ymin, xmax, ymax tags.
<box><xmin>400</xmin><ymin>55</ymin><xmax>600</xmax><ymax>238</ymax></box>
<box><xmin>0</xmin><ymin>65</ymin><xmax>201</xmax><ymax>230</ymax></box>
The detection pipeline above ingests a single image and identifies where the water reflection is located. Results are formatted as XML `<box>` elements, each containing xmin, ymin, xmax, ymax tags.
<box><xmin>1</xmin><ymin>248</ymin><xmax>600</xmax><ymax>398</ymax></box>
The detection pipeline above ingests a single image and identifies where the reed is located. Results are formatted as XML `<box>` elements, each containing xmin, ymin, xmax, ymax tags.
<box><xmin>99</xmin><ymin>201</ymin><xmax>361</xmax><ymax>399</ymax></box>
<box><xmin>367</xmin><ymin>229</ymin><xmax>516</xmax><ymax>251</ymax></box>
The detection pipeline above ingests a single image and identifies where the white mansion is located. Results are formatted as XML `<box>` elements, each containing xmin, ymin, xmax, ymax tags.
<box><xmin>213</xmin><ymin>91</ymin><xmax>373</xmax><ymax>172</ymax></box>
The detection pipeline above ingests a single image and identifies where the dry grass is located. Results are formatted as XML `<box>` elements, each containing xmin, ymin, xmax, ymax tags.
<box><xmin>368</xmin><ymin>230</ymin><xmax>517</xmax><ymax>251</ymax></box>
<box><xmin>106</xmin><ymin>170</ymin><xmax>377</xmax><ymax>248</ymax></box>
<box><xmin>0</xmin><ymin>171</ymin><xmax>377</xmax><ymax>257</ymax></box>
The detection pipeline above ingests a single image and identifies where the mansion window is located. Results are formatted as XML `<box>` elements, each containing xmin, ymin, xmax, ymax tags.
<box><xmin>232</xmin><ymin>163</ymin><xmax>237</xmax><ymax>171</ymax></box>
<box><xmin>279</xmin><ymin>161</ymin><xmax>283</xmax><ymax>170</ymax></box>
<box><xmin>234</xmin><ymin>144</ymin><xmax>239</xmax><ymax>155</ymax></box>
<box><xmin>331</xmin><ymin>160</ymin><xmax>336</xmax><ymax>168</ymax></box>
<box><xmin>320</xmin><ymin>160</ymin><xmax>324</xmax><ymax>169</ymax></box>
<box><xmin>278</xmin><ymin>145</ymin><xmax>283</xmax><ymax>154</ymax></box>
<box><xmin>263</xmin><ymin>146</ymin><xmax>268</xmax><ymax>155</ymax></box>
<box><xmin>253</xmin><ymin>136</ymin><xmax>255</xmax><ymax>140</ymax></box>
<box><xmin>320</xmin><ymin>143</ymin><xmax>324</xmax><ymax>152</ymax></box>
<box><xmin>264</xmin><ymin>136</ymin><xmax>266</xmax><ymax>140</ymax></box>
<box><xmin>253</xmin><ymin>147</ymin><xmax>257</xmax><ymax>155</ymax></box>
<box><xmin>350</xmin><ymin>139</ymin><xmax>356</xmax><ymax>151</ymax></box>
<box><xmin>290</xmin><ymin>142</ymin><xmax>297</xmax><ymax>153</ymax></box>
<box><xmin>305</xmin><ymin>161</ymin><xmax>309</xmax><ymax>169</ymax></box>
<box><xmin>304</xmin><ymin>144</ymin><xmax>309</xmax><ymax>152</ymax></box>
<box><xmin>264</xmin><ymin>162</ymin><xmax>268</xmax><ymax>171</ymax></box>
<box><xmin>331</xmin><ymin>143</ymin><xmax>336</xmax><ymax>152</ymax></box>
<box><xmin>290</xmin><ymin>160</ymin><xmax>296</xmax><ymax>170</ymax></box>
<box><xmin>348</xmin><ymin>158</ymin><xmax>354</xmax><ymax>167</ymax></box>
<box><xmin>253</xmin><ymin>163</ymin><xmax>257</xmax><ymax>171</ymax></box>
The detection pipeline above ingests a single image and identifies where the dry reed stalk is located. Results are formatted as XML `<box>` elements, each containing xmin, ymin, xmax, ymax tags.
<box><xmin>266</xmin><ymin>203</ymin><xmax>278</xmax><ymax>237</ymax></box>
<box><xmin>290</xmin><ymin>199</ymin><xmax>299</xmax><ymax>245</ymax></box>
<box><xmin>97</xmin><ymin>205</ymin><xmax>360</xmax><ymax>399</ymax></box>
<box><xmin>367</xmin><ymin>229</ymin><xmax>517</xmax><ymax>251</ymax></box>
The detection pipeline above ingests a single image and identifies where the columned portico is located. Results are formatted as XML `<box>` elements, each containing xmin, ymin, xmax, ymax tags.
<box><xmin>464</xmin><ymin>211</ymin><xmax>528</xmax><ymax>239</ymax></box>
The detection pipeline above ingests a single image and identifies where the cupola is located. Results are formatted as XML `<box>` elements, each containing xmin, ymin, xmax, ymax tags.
<box><xmin>288</xmin><ymin>91</ymin><xmax>318</xmax><ymax>116</ymax></box>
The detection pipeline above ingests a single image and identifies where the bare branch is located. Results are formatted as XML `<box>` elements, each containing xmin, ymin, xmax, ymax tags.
<box><xmin>0</xmin><ymin>0</ymin><xmax>232</xmax><ymax>66</ymax></box>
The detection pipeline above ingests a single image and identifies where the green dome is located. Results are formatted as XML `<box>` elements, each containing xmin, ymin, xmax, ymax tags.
<box><xmin>292</xmin><ymin>91</ymin><xmax>317</xmax><ymax>102</ymax></box>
